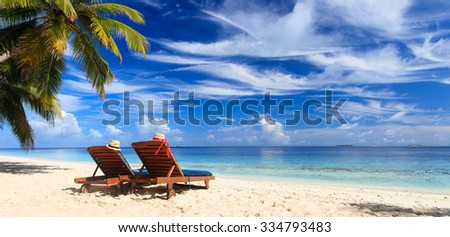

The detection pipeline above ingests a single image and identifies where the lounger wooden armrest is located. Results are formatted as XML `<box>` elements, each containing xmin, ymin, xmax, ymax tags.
<box><xmin>74</xmin><ymin>176</ymin><xmax>121</xmax><ymax>185</ymax></box>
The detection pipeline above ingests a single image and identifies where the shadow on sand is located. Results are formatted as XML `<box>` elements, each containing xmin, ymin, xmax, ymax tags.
<box><xmin>0</xmin><ymin>161</ymin><xmax>70</xmax><ymax>175</ymax></box>
<box><xmin>349</xmin><ymin>202</ymin><xmax>450</xmax><ymax>217</ymax></box>
<box><xmin>65</xmin><ymin>183</ymin><xmax>206</xmax><ymax>200</ymax></box>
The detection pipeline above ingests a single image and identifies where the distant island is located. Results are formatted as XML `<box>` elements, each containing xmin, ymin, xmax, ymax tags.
<box><xmin>336</xmin><ymin>145</ymin><xmax>354</xmax><ymax>147</ymax></box>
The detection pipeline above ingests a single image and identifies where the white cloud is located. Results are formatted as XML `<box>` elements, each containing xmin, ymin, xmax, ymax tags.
<box><xmin>193</xmin><ymin>84</ymin><xmax>257</xmax><ymax>97</ymax></box>
<box><xmin>409</xmin><ymin>36</ymin><xmax>450</xmax><ymax>65</ymax></box>
<box><xmin>260</xmin><ymin>117</ymin><xmax>291</xmax><ymax>144</ymax></box>
<box><xmin>169</xmin><ymin>59</ymin><xmax>420</xmax><ymax>98</ymax></box>
<box><xmin>58</xmin><ymin>94</ymin><xmax>89</xmax><ymax>112</ymax></box>
<box><xmin>303</xmin><ymin>49</ymin><xmax>441</xmax><ymax>87</ymax></box>
<box><xmin>325</xmin><ymin>0</ymin><xmax>411</xmax><ymax>36</ymax></box>
<box><xmin>339</xmin><ymin>100</ymin><xmax>416</xmax><ymax>119</ymax></box>
<box><xmin>159</xmin><ymin>0</ymin><xmax>412</xmax><ymax>59</ymax></box>
<box><xmin>208</xmin><ymin>115</ymin><xmax>291</xmax><ymax>145</ymax></box>
<box><xmin>160</xmin><ymin>1</ymin><xmax>337</xmax><ymax>57</ymax></box>
<box><xmin>288</xmin><ymin>125</ymin><xmax>450</xmax><ymax>146</ymax></box>
<box><xmin>179</xmin><ymin>63</ymin><xmax>308</xmax><ymax>95</ymax></box>
<box><xmin>223</xmin><ymin>136</ymin><xmax>243</xmax><ymax>143</ymax></box>
<box><xmin>307</xmin><ymin>45</ymin><xmax>407</xmax><ymax>76</ymax></box>
<box><xmin>105</xmin><ymin>125</ymin><xmax>123</xmax><ymax>137</ymax></box>
<box><xmin>129</xmin><ymin>91</ymin><xmax>176</xmax><ymax>113</ymax></box>
<box><xmin>142</xmin><ymin>52</ymin><xmax>213</xmax><ymax>65</ymax></box>
<box><xmin>338</xmin><ymin>123</ymin><xmax>359</xmax><ymax>130</ymax></box>
<box><xmin>202</xmin><ymin>10</ymin><xmax>255</xmax><ymax>37</ymax></box>
<box><xmin>383</xmin><ymin>112</ymin><xmax>445</xmax><ymax>125</ymax></box>
<box><xmin>89</xmin><ymin>129</ymin><xmax>103</xmax><ymax>139</ymax></box>
<box><xmin>29</xmin><ymin>111</ymin><xmax>85</xmax><ymax>147</ymax></box>
<box><xmin>64</xmin><ymin>79</ymin><xmax>147</xmax><ymax>95</ymax></box>
<box><xmin>137</xmin><ymin>49</ymin><xmax>429</xmax><ymax>99</ymax></box>
<box><xmin>136</xmin><ymin>115</ymin><xmax>183</xmax><ymax>142</ymax></box>
<box><xmin>30</xmin><ymin>111</ymin><xmax>82</xmax><ymax>137</ymax></box>
<box><xmin>137</xmin><ymin>0</ymin><xmax>164</xmax><ymax>9</ymax></box>
<box><xmin>196</xmin><ymin>122</ymin><xmax>450</xmax><ymax>146</ymax></box>
<box><xmin>334</xmin><ymin>87</ymin><xmax>398</xmax><ymax>99</ymax></box>
<box><xmin>335</xmin><ymin>99</ymin><xmax>450</xmax><ymax>126</ymax></box>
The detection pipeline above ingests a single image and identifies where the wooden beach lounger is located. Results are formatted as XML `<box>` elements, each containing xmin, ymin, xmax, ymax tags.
<box><xmin>128</xmin><ymin>140</ymin><xmax>215</xmax><ymax>199</ymax></box>
<box><xmin>74</xmin><ymin>146</ymin><xmax>134</xmax><ymax>194</ymax></box>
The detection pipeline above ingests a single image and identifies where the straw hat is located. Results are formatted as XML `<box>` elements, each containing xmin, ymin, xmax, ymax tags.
<box><xmin>153</xmin><ymin>133</ymin><xmax>166</xmax><ymax>140</ymax></box>
<box><xmin>106</xmin><ymin>139</ymin><xmax>121</xmax><ymax>151</ymax></box>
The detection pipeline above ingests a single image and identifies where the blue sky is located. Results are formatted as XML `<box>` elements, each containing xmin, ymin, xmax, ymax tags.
<box><xmin>3</xmin><ymin>0</ymin><xmax>450</xmax><ymax>148</ymax></box>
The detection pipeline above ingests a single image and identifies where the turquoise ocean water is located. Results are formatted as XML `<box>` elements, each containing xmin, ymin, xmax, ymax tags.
<box><xmin>1</xmin><ymin>146</ymin><xmax>450</xmax><ymax>190</ymax></box>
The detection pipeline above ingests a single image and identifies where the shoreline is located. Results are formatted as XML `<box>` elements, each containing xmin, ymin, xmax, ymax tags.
<box><xmin>2</xmin><ymin>155</ymin><xmax>449</xmax><ymax>194</ymax></box>
<box><xmin>1</xmin><ymin>155</ymin><xmax>450</xmax><ymax>216</ymax></box>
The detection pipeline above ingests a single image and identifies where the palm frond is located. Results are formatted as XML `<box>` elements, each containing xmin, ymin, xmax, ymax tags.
<box><xmin>69</xmin><ymin>23</ymin><xmax>114</xmax><ymax>98</ymax></box>
<box><xmin>87</xmin><ymin>3</ymin><xmax>145</xmax><ymax>23</ymax></box>
<box><xmin>0</xmin><ymin>7</ymin><xmax>39</xmax><ymax>27</ymax></box>
<box><xmin>76</xmin><ymin>9</ymin><xmax>95</xmax><ymax>32</ymax></box>
<box><xmin>0</xmin><ymin>100</ymin><xmax>35</xmax><ymax>149</ymax></box>
<box><xmin>53</xmin><ymin>0</ymin><xmax>77</xmax><ymax>21</ymax></box>
<box><xmin>1</xmin><ymin>0</ymin><xmax>42</xmax><ymax>8</ymax></box>
<box><xmin>35</xmin><ymin>54</ymin><xmax>64</xmax><ymax>111</ymax></box>
<box><xmin>97</xmin><ymin>17</ymin><xmax>150</xmax><ymax>57</ymax></box>
<box><xmin>13</xmin><ymin>24</ymin><xmax>47</xmax><ymax>70</ymax></box>
<box><xmin>0</xmin><ymin>80</ymin><xmax>35</xmax><ymax>149</ymax></box>
<box><xmin>1</xmin><ymin>57</ymin><xmax>59</xmax><ymax>123</ymax></box>
<box><xmin>0</xmin><ymin>19</ymin><xmax>36</xmax><ymax>55</ymax></box>
<box><xmin>40</xmin><ymin>16</ymin><xmax>68</xmax><ymax>57</ymax></box>
<box><xmin>76</xmin><ymin>5</ymin><xmax>118</xmax><ymax>56</ymax></box>
<box><xmin>23</xmin><ymin>85</ymin><xmax>60</xmax><ymax>122</ymax></box>
<box><xmin>90</xmin><ymin>17</ymin><xmax>122</xmax><ymax>61</ymax></box>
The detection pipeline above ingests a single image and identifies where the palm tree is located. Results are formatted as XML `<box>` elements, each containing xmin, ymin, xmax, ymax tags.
<box><xmin>0</xmin><ymin>0</ymin><xmax>150</xmax><ymax>149</ymax></box>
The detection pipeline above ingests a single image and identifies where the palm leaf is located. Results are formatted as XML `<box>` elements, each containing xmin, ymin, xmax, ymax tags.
<box><xmin>35</xmin><ymin>54</ymin><xmax>64</xmax><ymax>111</ymax></box>
<box><xmin>76</xmin><ymin>5</ymin><xmax>122</xmax><ymax>61</ymax></box>
<box><xmin>86</xmin><ymin>3</ymin><xmax>145</xmax><ymax>23</ymax></box>
<box><xmin>40</xmin><ymin>16</ymin><xmax>69</xmax><ymax>57</ymax></box>
<box><xmin>24</xmin><ymin>86</ymin><xmax>60</xmax><ymax>122</ymax></box>
<box><xmin>90</xmin><ymin>17</ymin><xmax>122</xmax><ymax>61</ymax></box>
<box><xmin>69</xmin><ymin>23</ymin><xmax>114</xmax><ymax>98</ymax></box>
<box><xmin>0</xmin><ymin>19</ymin><xmax>36</xmax><ymax>55</ymax></box>
<box><xmin>53</xmin><ymin>0</ymin><xmax>77</xmax><ymax>21</ymax></box>
<box><xmin>1</xmin><ymin>57</ymin><xmax>59</xmax><ymax>123</ymax></box>
<box><xmin>0</xmin><ymin>7</ymin><xmax>39</xmax><ymax>27</ymax></box>
<box><xmin>1</xmin><ymin>0</ymin><xmax>42</xmax><ymax>8</ymax></box>
<box><xmin>97</xmin><ymin>17</ymin><xmax>150</xmax><ymax>57</ymax></box>
<box><xmin>13</xmin><ymin>24</ymin><xmax>47</xmax><ymax>70</ymax></box>
<box><xmin>0</xmin><ymin>98</ymin><xmax>35</xmax><ymax>149</ymax></box>
<box><xmin>0</xmin><ymin>79</ymin><xmax>35</xmax><ymax>149</ymax></box>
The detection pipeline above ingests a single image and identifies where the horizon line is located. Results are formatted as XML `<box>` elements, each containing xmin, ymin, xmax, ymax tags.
<box><xmin>1</xmin><ymin>145</ymin><xmax>449</xmax><ymax>150</ymax></box>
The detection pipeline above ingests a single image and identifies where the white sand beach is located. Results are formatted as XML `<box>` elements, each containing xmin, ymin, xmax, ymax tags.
<box><xmin>1</xmin><ymin>155</ymin><xmax>449</xmax><ymax>217</ymax></box>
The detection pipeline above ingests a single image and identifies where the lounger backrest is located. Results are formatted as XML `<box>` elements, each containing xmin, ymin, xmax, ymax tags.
<box><xmin>87</xmin><ymin>146</ymin><xmax>134</xmax><ymax>176</ymax></box>
<box><xmin>132</xmin><ymin>140</ymin><xmax>184</xmax><ymax>177</ymax></box>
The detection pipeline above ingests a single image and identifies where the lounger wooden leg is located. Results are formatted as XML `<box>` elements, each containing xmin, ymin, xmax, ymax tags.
<box><xmin>167</xmin><ymin>183</ymin><xmax>176</xmax><ymax>199</ymax></box>
<box><xmin>204</xmin><ymin>180</ymin><xmax>210</xmax><ymax>189</ymax></box>
<box><xmin>114</xmin><ymin>185</ymin><xmax>122</xmax><ymax>196</ymax></box>
<box><xmin>130</xmin><ymin>183</ymin><xmax>135</xmax><ymax>194</ymax></box>
<box><xmin>80</xmin><ymin>184</ymin><xmax>90</xmax><ymax>193</ymax></box>
<box><xmin>122</xmin><ymin>183</ymin><xmax>131</xmax><ymax>195</ymax></box>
